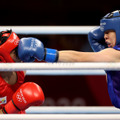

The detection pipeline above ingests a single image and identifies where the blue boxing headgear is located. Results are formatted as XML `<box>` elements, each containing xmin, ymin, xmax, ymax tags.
<box><xmin>100</xmin><ymin>10</ymin><xmax>120</xmax><ymax>45</ymax></box>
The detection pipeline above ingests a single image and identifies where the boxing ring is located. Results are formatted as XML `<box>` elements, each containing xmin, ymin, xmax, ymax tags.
<box><xmin>0</xmin><ymin>26</ymin><xmax>120</xmax><ymax>120</ymax></box>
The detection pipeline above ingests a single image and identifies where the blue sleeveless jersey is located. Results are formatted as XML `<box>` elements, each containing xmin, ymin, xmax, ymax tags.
<box><xmin>106</xmin><ymin>45</ymin><xmax>120</xmax><ymax>108</ymax></box>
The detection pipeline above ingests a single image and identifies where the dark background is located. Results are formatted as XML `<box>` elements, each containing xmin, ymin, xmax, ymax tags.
<box><xmin>1</xmin><ymin>0</ymin><xmax>119</xmax><ymax>106</ymax></box>
<box><xmin>0</xmin><ymin>0</ymin><xmax>119</xmax><ymax>26</ymax></box>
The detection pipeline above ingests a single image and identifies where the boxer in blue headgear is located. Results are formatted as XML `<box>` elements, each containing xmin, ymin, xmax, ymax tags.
<box><xmin>17</xmin><ymin>10</ymin><xmax>120</xmax><ymax>109</ymax></box>
<box><xmin>88</xmin><ymin>10</ymin><xmax>120</xmax><ymax>109</ymax></box>
<box><xmin>88</xmin><ymin>10</ymin><xmax>120</xmax><ymax>52</ymax></box>
<box><xmin>100</xmin><ymin>10</ymin><xmax>120</xmax><ymax>45</ymax></box>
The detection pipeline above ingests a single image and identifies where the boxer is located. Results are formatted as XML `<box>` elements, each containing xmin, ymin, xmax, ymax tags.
<box><xmin>0</xmin><ymin>30</ymin><xmax>45</xmax><ymax>114</ymax></box>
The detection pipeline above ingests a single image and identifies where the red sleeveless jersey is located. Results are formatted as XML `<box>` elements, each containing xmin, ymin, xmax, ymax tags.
<box><xmin>0</xmin><ymin>71</ymin><xmax>25</xmax><ymax>114</ymax></box>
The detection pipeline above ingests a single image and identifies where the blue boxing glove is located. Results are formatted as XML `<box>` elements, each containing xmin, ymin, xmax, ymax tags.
<box><xmin>18</xmin><ymin>37</ymin><xmax>58</xmax><ymax>62</ymax></box>
<box><xmin>88</xmin><ymin>26</ymin><xmax>107</xmax><ymax>52</ymax></box>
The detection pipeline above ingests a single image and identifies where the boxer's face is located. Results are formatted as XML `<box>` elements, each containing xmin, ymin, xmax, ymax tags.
<box><xmin>104</xmin><ymin>30</ymin><xmax>116</xmax><ymax>48</ymax></box>
<box><xmin>10</xmin><ymin>49</ymin><xmax>21</xmax><ymax>62</ymax></box>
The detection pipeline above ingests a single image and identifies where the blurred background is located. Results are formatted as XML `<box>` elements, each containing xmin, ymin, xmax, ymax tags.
<box><xmin>1</xmin><ymin>0</ymin><xmax>119</xmax><ymax>106</ymax></box>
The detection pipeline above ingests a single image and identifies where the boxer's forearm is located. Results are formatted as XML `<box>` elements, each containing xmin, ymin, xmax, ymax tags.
<box><xmin>58</xmin><ymin>49</ymin><xmax>114</xmax><ymax>62</ymax></box>
<box><xmin>58</xmin><ymin>50</ymin><xmax>84</xmax><ymax>62</ymax></box>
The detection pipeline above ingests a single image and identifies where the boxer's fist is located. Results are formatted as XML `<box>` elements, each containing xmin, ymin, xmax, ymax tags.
<box><xmin>18</xmin><ymin>37</ymin><xmax>45</xmax><ymax>62</ymax></box>
<box><xmin>88</xmin><ymin>26</ymin><xmax>107</xmax><ymax>52</ymax></box>
<box><xmin>18</xmin><ymin>37</ymin><xmax>58</xmax><ymax>62</ymax></box>
<box><xmin>2</xmin><ymin>82</ymin><xmax>45</xmax><ymax>114</ymax></box>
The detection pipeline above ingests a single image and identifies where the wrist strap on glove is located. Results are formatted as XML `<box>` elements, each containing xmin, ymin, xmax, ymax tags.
<box><xmin>44</xmin><ymin>48</ymin><xmax>59</xmax><ymax>62</ymax></box>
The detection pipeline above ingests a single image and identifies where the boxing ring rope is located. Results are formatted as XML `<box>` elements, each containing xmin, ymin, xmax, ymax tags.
<box><xmin>1</xmin><ymin>114</ymin><xmax>120</xmax><ymax>120</ymax></box>
<box><xmin>1</xmin><ymin>107</ymin><xmax>120</xmax><ymax>119</ymax></box>
<box><xmin>26</xmin><ymin>106</ymin><xmax>120</xmax><ymax>114</ymax></box>
<box><xmin>26</xmin><ymin>70</ymin><xmax>106</xmax><ymax>75</ymax></box>
<box><xmin>0</xmin><ymin>62</ymin><xmax>119</xmax><ymax>71</ymax></box>
<box><xmin>0</xmin><ymin>26</ymin><xmax>97</xmax><ymax>34</ymax></box>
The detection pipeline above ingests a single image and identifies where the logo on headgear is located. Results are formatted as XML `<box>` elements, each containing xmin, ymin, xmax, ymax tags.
<box><xmin>14</xmin><ymin>39</ymin><xmax>20</xmax><ymax>45</ymax></box>
<box><xmin>8</xmin><ymin>33</ymin><xmax>20</xmax><ymax>45</ymax></box>
<box><xmin>100</xmin><ymin>22</ymin><xmax>106</xmax><ymax>31</ymax></box>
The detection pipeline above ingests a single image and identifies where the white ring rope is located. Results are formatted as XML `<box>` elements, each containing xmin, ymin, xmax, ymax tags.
<box><xmin>0</xmin><ymin>62</ymin><xmax>119</xmax><ymax>71</ymax></box>
<box><xmin>1</xmin><ymin>107</ymin><xmax>120</xmax><ymax>119</ymax></box>
<box><xmin>26</xmin><ymin>70</ymin><xmax>106</xmax><ymax>75</ymax></box>
<box><xmin>0</xmin><ymin>114</ymin><xmax>120</xmax><ymax>120</ymax></box>
<box><xmin>0</xmin><ymin>26</ymin><xmax>97</xmax><ymax>34</ymax></box>
<box><xmin>26</xmin><ymin>106</ymin><xmax>120</xmax><ymax>114</ymax></box>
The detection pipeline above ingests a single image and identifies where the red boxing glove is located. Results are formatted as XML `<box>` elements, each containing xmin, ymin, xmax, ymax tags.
<box><xmin>2</xmin><ymin>82</ymin><xmax>45</xmax><ymax>114</ymax></box>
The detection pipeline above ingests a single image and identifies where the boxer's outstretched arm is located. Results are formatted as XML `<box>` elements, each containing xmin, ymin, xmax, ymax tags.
<box><xmin>58</xmin><ymin>48</ymin><xmax>120</xmax><ymax>62</ymax></box>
